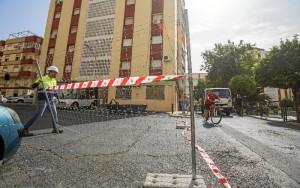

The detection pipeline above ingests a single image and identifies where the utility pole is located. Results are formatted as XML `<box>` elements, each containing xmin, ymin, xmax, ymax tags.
<box><xmin>184</xmin><ymin>9</ymin><xmax>196</xmax><ymax>180</ymax></box>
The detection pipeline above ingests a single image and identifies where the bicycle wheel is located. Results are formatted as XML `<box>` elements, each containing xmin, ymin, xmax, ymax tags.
<box><xmin>210</xmin><ymin>108</ymin><xmax>222</xmax><ymax>124</ymax></box>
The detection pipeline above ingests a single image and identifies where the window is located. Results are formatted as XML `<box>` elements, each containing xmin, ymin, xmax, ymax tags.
<box><xmin>123</xmin><ymin>38</ymin><xmax>132</xmax><ymax>47</ymax></box>
<box><xmin>121</xmin><ymin>61</ymin><xmax>130</xmax><ymax>70</ymax></box>
<box><xmin>65</xmin><ymin>65</ymin><xmax>72</xmax><ymax>73</ymax></box>
<box><xmin>73</xmin><ymin>8</ymin><xmax>80</xmax><ymax>15</ymax></box>
<box><xmin>116</xmin><ymin>86</ymin><xmax>132</xmax><ymax>99</ymax></box>
<box><xmin>68</xmin><ymin>45</ymin><xmax>75</xmax><ymax>52</ymax></box>
<box><xmin>5</xmin><ymin>56</ymin><xmax>9</xmax><ymax>62</ymax></box>
<box><xmin>7</xmin><ymin>45</ymin><xmax>12</xmax><ymax>51</ymax></box>
<box><xmin>151</xmin><ymin>60</ymin><xmax>162</xmax><ymax>69</ymax></box>
<box><xmin>124</xmin><ymin>17</ymin><xmax>134</xmax><ymax>25</ymax></box>
<box><xmin>54</xmin><ymin>12</ymin><xmax>61</xmax><ymax>19</ymax></box>
<box><xmin>51</xmin><ymin>29</ymin><xmax>58</xmax><ymax>39</ymax></box>
<box><xmin>146</xmin><ymin>86</ymin><xmax>164</xmax><ymax>100</ymax></box>
<box><xmin>48</xmin><ymin>48</ymin><xmax>55</xmax><ymax>55</ymax></box>
<box><xmin>152</xmin><ymin>35</ymin><xmax>162</xmax><ymax>44</ymax></box>
<box><xmin>153</xmin><ymin>13</ymin><xmax>163</xmax><ymax>24</ymax></box>
<box><xmin>13</xmin><ymin>66</ymin><xmax>19</xmax><ymax>72</ymax></box>
<box><xmin>126</xmin><ymin>0</ymin><xmax>135</xmax><ymax>5</ymax></box>
<box><xmin>70</xmin><ymin>26</ymin><xmax>77</xmax><ymax>33</ymax></box>
<box><xmin>3</xmin><ymin>66</ymin><xmax>8</xmax><ymax>72</ymax></box>
<box><xmin>15</xmin><ymin>55</ymin><xmax>20</xmax><ymax>61</ymax></box>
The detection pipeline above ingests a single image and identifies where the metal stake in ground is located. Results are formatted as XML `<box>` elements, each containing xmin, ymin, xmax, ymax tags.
<box><xmin>35</xmin><ymin>59</ymin><xmax>59</xmax><ymax>133</ymax></box>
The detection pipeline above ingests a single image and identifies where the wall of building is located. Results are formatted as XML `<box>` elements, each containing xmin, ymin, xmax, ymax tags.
<box><xmin>39</xmin><ymin>0</ymin><xmax>187</xmax><ymax>112</ymax></box>
<box><xmin>0</xmin><ymin>35</ymin><xmax>42</xmax><ymax>97</ymax></box>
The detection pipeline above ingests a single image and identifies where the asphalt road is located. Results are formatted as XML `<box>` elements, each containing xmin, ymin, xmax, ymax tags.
<box><xmin>0</xmin><ymin>103</ymin><xmax>300</xmax><ymax>188</ymax></box>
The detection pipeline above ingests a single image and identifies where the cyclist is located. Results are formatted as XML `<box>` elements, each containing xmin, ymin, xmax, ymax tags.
<box><xmin>204</xmin><ymin>90</ymin><xmax>221</xmax><ymax>121</ymax></box>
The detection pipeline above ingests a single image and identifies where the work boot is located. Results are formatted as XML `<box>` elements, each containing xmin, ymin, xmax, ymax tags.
<box><xmin>21</xmin><ymin>129</ymin><xmax>34</xmax><ymax>137</ymax></box>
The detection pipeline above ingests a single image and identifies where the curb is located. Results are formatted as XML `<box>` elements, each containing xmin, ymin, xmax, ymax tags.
<box><xmin>248</xmin><ymin>115</ymin><xmax>300</xmax><ymax>128</ymax></box>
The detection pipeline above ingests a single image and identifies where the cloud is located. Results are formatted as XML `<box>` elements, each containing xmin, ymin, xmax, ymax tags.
<box><xmin>186</xmin><ymin>0</ymin><xmax>300</xmax><ymax>72</ymax></box>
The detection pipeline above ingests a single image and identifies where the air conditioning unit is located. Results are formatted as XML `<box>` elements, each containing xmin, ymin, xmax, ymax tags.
<box><xmin>14</xmin><ymin>44</ymin><xmax>21</xmax><ymax>49</ymax></box>
<box><xmin>163</xmin><ymin>55</ymin><xmax>171</xmax><ymax>62</ymax></box>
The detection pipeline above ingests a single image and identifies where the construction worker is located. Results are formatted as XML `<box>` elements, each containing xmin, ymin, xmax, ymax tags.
<box><xmin>21</xmin><ymin>66</ymin><xmax>63</xmax><ymax>136</ymax></box>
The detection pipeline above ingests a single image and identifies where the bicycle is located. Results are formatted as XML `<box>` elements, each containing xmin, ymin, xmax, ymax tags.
<box><xmin>203</xmin><ymin>102</ymin><xmax>223</xmax><ymax>124</ymax></box>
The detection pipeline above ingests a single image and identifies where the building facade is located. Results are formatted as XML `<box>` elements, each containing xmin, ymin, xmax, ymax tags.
<box><xmin>0</xmin><ymin>32</ymin><xmax>42</xmax><ymax>97</ymax></box>
<box><xmin>40</xmin><ymin>0</ymin><xmax>189</xmax><ymax>112</ymax></box>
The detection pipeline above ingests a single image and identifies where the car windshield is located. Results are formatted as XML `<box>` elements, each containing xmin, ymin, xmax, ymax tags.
<box><xmin>214</xmin><ymin>89</ymin><xmax>231</xmax><ymax>98</ymax></box>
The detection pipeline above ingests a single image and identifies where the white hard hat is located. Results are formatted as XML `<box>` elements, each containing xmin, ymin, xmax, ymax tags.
<box><xmin>47</xmin><ymin>66</ymin><xmax>59</xmax><ymax>73</ymax></box>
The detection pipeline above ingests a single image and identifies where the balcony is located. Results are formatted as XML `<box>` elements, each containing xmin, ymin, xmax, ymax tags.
<box><xmin>18</xmin><ymin>71</ymin><xmax>37</xmax><ymax>78</ymax></box>
<box><xmin>1</xmin><ymin>60</ymin><xmax>21</xmax><ymax>66</ymax></box>
<box><xmin>3</xmin><ymin>48</ymin><xmax>23</xmax><ymax>55</ymax></box>
<box><xmin>119</xmin><ymin>70</ymin><xmax>130</xmax><ymax>78</ymax></box>
<box><xmin>21</xmin><ymin>58</ymin><xmax>35</xmax><ymax>65</ymax></box>
<box><xmin>23</xmin><ymin>48</ymin><xmax>40</xmax><ymax>54</ymax></box>
<box><xmin>149</xmin><ymin>68</ymin><xmax>162</xmax><ymax>76</ymax></box>
<box><xmin>68</xmin><ymin>33</ymin><xmax>77</xmax><ymax>44</ymax></box>
<box><xmin>71</xmin><ymin>15</ymin><xmax>79</xmax><ymax>26</ymax></box>
<box><xmin>121</xmin><ymin>47</ymin><xmax>132</xmax><ymax>59</ymax></box>
<box><xmin>0</xmin><ymin>41</ymin><xmax>5</xmax><ymax>46</ymax></box>
<box><xmin>124</xmin><ymin>4</ymin><xmax>135</xmax><ymax>17</ymax></box>
<box><xmin>0</xmin><ymin>72</ymin><xmax>19</xmax><ymax>78</ymax></box>
<box><xmin>25</xmin><ymin>36</ymin><xmax>42</xmax><ymax>43</ymax></box>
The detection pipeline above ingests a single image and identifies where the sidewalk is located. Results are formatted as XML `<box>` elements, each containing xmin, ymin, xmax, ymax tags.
<box><xmin>249</xmin><ymin>114</ymin><xmax>300</xmax><ymax>127</ymax></box>
<box><xmin>167</xmin><ymin>111</ymin><xmax>300</xmax><ymax>127</ymax></box>
<box><xmin>167</xmin><ymin>111</ymin><xmax>201</xmax><ymax>118</ymax></box>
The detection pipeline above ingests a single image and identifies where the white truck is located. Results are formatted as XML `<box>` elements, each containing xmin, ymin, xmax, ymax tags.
<box><xmin>204</xmin><ymin>88</ymin><xmax>233</xmax><ymax>116</ymax></box>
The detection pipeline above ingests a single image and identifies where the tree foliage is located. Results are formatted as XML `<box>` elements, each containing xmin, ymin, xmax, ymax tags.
<box><xmin>194</xmin><ymin>78</ymin><xmax>207</xmax><ymax>101</ymax></box>
<box><xmin>229</xmin><ymin>74</ymin><xmax>257</xmax><ymax>97</ymax></box>
<box><xmin>254</xmin><ymin>35</ymin><xmax>300</xmax><ymax>89</ymax></box>
<box><xmin>201</xmin><ymin>40</ymin><xmax>257</xmax><ymax>87</ymax></box>
<box><xmin>254</xmin><ymin>34</ymin><xmax>300</xmax><ymax>122</ymax></box>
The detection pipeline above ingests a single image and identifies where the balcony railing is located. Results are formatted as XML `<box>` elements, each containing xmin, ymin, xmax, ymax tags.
<box><xmin>18</xmin><ymin>71</ymin><xmax>37</xmax><ymax>78</ymax></box>
<box><xmin>21</xmin><ymin>58</ymin><xmax>35</xmax><ymax>65</ymax></box>
<box><xmin>23</xmin><ymin>48</ymin><xmax>40</xmax><ymax>54</ymax></box>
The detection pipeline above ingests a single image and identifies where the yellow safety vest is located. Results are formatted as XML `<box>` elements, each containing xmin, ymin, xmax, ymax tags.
<box><xmin>35</xmin><ymin>75</ymin><xmax>57</xmax><ymax>89</ymax></box>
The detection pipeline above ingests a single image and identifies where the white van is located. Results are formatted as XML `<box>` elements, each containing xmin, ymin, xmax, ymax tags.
<box><xmin>204</xmin><ymin>88</ymin><xmax>233</xmax><ymax>116</ymax></box>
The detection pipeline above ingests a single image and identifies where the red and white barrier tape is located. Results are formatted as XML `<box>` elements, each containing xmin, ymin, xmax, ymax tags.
<box><xmin>180</xmin><ymin>120</ymin><xmax>231</xmax><ymax>188</ymax></box>
<box><xmin>48</xmin><ymin>75</ymin><xmax>184</xmax><ymax>90</ymax></box>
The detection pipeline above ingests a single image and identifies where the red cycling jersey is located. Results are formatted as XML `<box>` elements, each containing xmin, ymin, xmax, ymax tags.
<box><xmin>205</xmin><ymin>93</ymin><xmax>220</xmax><ymax>105</ymax></box>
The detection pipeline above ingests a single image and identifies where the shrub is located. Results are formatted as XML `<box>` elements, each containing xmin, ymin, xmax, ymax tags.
<box><xmin>280</xmin><ymin>98</ymin><xmax>294</xmax><ymax>107</ymax></box>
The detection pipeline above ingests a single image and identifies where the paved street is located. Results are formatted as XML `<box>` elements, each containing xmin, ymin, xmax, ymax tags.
<box><xmin>0</xmin><ymin>104</ymin><xmax>300</xmax><ymax>187</ymax></box>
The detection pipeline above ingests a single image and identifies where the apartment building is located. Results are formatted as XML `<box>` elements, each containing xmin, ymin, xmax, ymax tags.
<box><xmin>40</xmin><ymin>0</ymin><xmax>189</xmax><ymax>112</ymax></box>
<box><xmin>0</xmin><ymin>31</ymin><xmax>42</xmax><ymax>97</ymax></box>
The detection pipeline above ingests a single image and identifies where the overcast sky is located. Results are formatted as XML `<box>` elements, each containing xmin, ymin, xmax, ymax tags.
<box><xmin>0</xmin><ymin>0</ymin><xmax>299</xmax><ymax>73</ymax></box>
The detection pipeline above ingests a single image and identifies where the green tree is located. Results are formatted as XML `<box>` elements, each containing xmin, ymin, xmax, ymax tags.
<box><xmin>229</xmin><ymin>74</ymin><xmax>257</xmax><ymax>97</ymax></box>
<box><xmin>254</xmin><ymin>35</ymin><xmax>300</xmax><ymax>122</ymax></box>
<box><xmin>201</xmin><ymin>40</ymin><xmax>257</xmax><ymax>87</ymax></box>
<box><xmin>193</xmin><ymin>78</ymin><xmax>207</xmax><ymax>101</ymax></box>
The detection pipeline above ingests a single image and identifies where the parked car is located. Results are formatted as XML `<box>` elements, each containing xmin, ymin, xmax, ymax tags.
<box><xmin>6</xmin><ymin>95</ymin><xmax>34</xmax><ymax>103</ymax></box>
<box><xmin>0</xmin><ymin>105</ymin><xmax>24</xmax><ymax>164</ymax></box>
<box><xmin>0</xmin><ymin>95</ymin><xmax>7</xmax><ymax>103</ymax></box>
<box><xmin>6</xmin><ymin>96</ymin><xmax>17</xmax><ymax>103</ymax></box>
